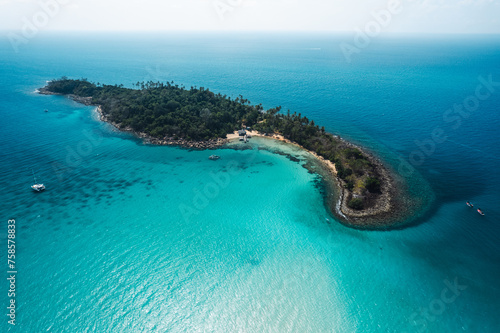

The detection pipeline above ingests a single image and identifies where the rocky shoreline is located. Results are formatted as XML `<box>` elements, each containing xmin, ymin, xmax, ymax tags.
<box><xmin>96</xmin><ymin>105</ymin><xmax>229</xmax><ymax>150</ymax></box>
<box><xmin>39</xmin><ymin>87</ymin><xmax>94</xmax><ymax>106</ymax></box>
<box><xmin>40</xmin><ymin>88</ymin><xmax>409</xmax><ymax>229</ymax></box>
<box><xmin>325</xmin><ymin>145</ymin><xmax>406</xmax><ymax>229</ymax></box>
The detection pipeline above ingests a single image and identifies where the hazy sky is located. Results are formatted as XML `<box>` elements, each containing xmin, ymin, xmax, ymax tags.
<box><xmin>1</xmin><ymin>0</ymin><xmax>499</xmax><ymax>34</ymax></box>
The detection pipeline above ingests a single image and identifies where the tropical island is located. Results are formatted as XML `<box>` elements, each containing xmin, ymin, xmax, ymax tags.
<box><xmin>39</xmin><ymin>78</ymin><xmax>408</xmax><ymax>229</ymax></box>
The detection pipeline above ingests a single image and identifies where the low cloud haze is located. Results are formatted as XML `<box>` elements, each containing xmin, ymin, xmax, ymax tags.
<box><xmin>1</xmin><ymin>0</ymin><xmax>499</xmax><ymax>33</ymax></box>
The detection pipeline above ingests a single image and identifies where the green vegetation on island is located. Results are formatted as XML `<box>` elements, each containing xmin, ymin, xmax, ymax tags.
<box><xmin>41</xmin><ymin>78</ymin><xmax>397</xmax><ymax>223</ymax></box>
<box><xmin>42</xmin><ymin>77</ymin><xmax>262</xmax><ymax>141</ymax></box>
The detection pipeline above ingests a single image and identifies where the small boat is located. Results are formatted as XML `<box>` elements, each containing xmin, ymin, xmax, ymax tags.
<box><xmin>466</xmin><ymin>201</ymin><xmax>474</xmax><ymax>208</ymax></box>
<box><xmin>31</xmin><ymin>169</ymin><xmax>45</xmax><ymax>192</ymax></box>
<box><xmin>44</xmin><ymin>109</ymin><xmax>48</xmax><ymax>112</ymax></box>
<box><xmin>209</xmin><ymin>155</ymin><xmax>220</xmax><ymax>160</ymax></box>
<box><xmin>31</xmin><ymin>184</ymin><xmax>45</xmax><ymax>192</ymax></box>
<box><xmin>477</xmin><ymin>208</ymin><xmax>485</xmax><ymax>216</ymax></box>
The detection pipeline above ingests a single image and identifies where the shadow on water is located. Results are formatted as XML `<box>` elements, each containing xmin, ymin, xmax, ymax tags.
<box><xmin>400</xmin><ymin>214</ymin><xmax>500</xmax><ymax>293</ymax></box>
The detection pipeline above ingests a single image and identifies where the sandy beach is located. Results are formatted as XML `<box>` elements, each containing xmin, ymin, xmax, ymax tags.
<box><xmin>227</xmin><ymin>130</ymin><xmax>337</xmax><ymax>175</ymax></box>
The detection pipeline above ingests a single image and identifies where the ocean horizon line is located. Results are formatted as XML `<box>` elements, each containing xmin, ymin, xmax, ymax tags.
<box><xmin>2</xmin><ymin>29</ymin><xmax>500</xmax><ymax>36</ymax></box>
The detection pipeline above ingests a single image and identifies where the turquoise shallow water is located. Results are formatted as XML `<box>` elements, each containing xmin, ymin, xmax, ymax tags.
<box><xmin>1</xmin><ymin>33</ymin><xmax>499</xmax><ymax>332</ymax></box>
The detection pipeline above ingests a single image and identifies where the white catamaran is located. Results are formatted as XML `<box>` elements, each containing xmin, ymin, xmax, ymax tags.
<box><xmin>31</xmin><ymin>169</ymin><xmax>45</xmax><ymax>192</ymax></box>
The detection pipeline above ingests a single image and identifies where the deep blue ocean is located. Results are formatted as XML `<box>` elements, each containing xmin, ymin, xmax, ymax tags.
<box><xmin>0</xmin><ymin>32</ymin><xmax>499</xmax><ymax>332</ymax></box>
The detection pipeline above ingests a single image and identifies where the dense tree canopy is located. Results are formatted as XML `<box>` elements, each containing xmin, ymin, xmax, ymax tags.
<box><xmin>45</xmin><ymin>78</ymin><xmax>263</xmax><ymax>141</ymax></box>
